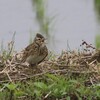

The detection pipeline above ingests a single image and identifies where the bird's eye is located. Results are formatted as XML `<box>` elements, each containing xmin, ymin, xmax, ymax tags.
<box><xmin>38</xmin><ymin>38</ymin><xmax>41</xmax><ymax>40</ymax></box>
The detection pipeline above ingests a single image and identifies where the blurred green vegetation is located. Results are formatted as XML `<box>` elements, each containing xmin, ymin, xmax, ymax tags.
<box><xmin>0</xmin><ymin>74</ymin><xmax>100</xmax><ymax>100</ymax></box>
<box><xmin>0</xmin><ymin>33</ymin><xmax>15</xmax><ymax>60</ymax></box>
<box><xmin>31</xmin><ymin>0</ymin><xmax>54</xmax><ymax>37</ymax></box>
<box><xmin>93</xmin><ymin>1</ymin><xmax>100</xmax><ymax>49</ymax></box>
<box><xmin>95</xmin><ymin>34</ymin><xmax>100</xmax><ymax>49</ymax></box>
<box><xmin>94</xmin><ymin>0</ymin><xmax>100</xmax><ymax>21</ymax></box>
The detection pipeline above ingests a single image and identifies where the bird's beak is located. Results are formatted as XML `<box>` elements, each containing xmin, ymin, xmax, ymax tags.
<box><xmin>44</xmin><ymin>39</ymin><xmax>48</xmax><ymax>44</ymax></box>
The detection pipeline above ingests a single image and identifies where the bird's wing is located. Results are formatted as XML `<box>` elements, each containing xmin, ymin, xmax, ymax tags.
<box><xmin>37</xmin><ymin>45</ymin><xmax>48</xmax><ymax>64</ymax></box>
<box><xmin>21</xmin><ymin>43</ymin><xmax>39</xmax><ymax>62</ymax></box>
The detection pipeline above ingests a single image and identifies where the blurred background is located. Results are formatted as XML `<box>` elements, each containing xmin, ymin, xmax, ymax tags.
<box><xmin>0</xmin><ymin>0</ymin><xmax>100</xmax><ymax>53</ymax></box>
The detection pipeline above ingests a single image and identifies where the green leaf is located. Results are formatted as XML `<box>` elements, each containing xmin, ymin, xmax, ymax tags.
<box><xmin>46</xmin><ymin>74</ymin><xmax>60</xmax><ymax>82</ymax></box>
<box><xmin>34</xmin><ymin>89</ymin><xmax>41</xmax><ymax>97</ymax></box>
<box><xmin>34</xmin><ymin>82</ymin><xmax>48</xmax><ymax>91</ymax></box>
<box><xmin>15</xmin><ymin>90</ymin><xmax>25</xmax><ymax>97</ymax></box>
<box><xmin>66</xmin><ymin>96</ymin><xmax>71</xmax><ymax>100</ymax></box>
<box><xmin>5</xmin><ymin>83</ymin><xmax>17</xmax><ymax>91</ymax></box>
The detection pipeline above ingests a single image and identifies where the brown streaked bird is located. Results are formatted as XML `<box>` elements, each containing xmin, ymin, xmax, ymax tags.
<box><xmin>21</xmin><ymin>33</ymin><xmax>48</xmax><ymax>66</ymax></box>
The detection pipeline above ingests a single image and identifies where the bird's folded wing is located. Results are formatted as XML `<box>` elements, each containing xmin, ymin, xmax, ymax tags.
<box><xmin>21</xmin><ymin>43</ymin><xmax>39</xmax><ymax>62</ymax></box>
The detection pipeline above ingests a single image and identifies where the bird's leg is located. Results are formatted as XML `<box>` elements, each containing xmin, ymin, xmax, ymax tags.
<box><xmin>29</xmin><ymin>63</ymin><xmax>37</xmax><ymax>73</ymax></box>
<box><xmin>30</xmin><ymin>63</ymin><xmax>40</xmax><ymax>73</ymax></box>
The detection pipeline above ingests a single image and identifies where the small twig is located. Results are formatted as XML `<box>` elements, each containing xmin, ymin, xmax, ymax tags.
<box><xmin>89</xmin><ymin>59</ymin><xmax>97</xmax><ymax>65</ymax></box>
<box><xmin>8</xmin><ymin>32</ymin><xmax>16</xmax><ymax>56</ymax></box>
<box><xmin>0</xmin><ymin>84</ymin><xmax>8</xmax><ymax>92</ymax></box>
<box><xmin>0</xmin><ymin>71</ymin><xmax>49</xmax><ymax>83</ymax></box>
<box><xmin>81</xmin><ymin>40</ymin><xmax>96</xmax><ymax>49</ymax></box>
<box><xmin>44</xmin><ymin>91</ymin><xmax>51</xmax><ymax>99</ymax></box>
<box><xmin>50</xmin><ymin>69</ymin><xmax>98</xmax><ymax>74</ymax></box>
<box><xmin>90</xmin><ymin>77</ymin><xmax>94</xmax><ymax>86</ymax></box>
<box><xmin>0</xmin><ymin>69</ymin><xmax>99</xmax><ymax>83</ymax></box>
<box><xmin>0</xmin><ymin>66</ymin><xmax>9</xmax><ymax>74</ymax></box>
<box><xmin>53</xmin><ymin>62</ymin><xmax>85</xmax><ymax>67</ymax></box>
<box><xmin>6</xmin><ymin>72</ymin><xmax>12</xmax><ymax>82</ymax></box>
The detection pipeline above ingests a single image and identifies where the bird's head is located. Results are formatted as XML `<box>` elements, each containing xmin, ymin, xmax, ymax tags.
<box><xmin>34</xmin><ymin>33</ymin><xmax>46</xmax><ymax>46</ymax></box>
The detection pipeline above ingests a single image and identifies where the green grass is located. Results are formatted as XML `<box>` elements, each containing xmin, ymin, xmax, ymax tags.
<box><xmin>0</xmin><ymin>74</ymin><xmax>100</xmax><ymax>100</ymax></box>
<box><xmin>0</xmin><ymin>33</ymin><xmax>15</xmax><ymax>61</ymax></box>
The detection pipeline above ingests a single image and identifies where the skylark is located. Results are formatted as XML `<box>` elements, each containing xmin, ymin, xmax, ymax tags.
<box><xmin>21</xmin><ymin>33</ymin><xmax>48</xmax><ymax>66</ymax></box>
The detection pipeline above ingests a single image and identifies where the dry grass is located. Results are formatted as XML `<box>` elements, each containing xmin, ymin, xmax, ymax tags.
<box><xmin>0</xmin><ymin>40</ymin><xmax>100</xmax><ymax>85</ymax></box>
